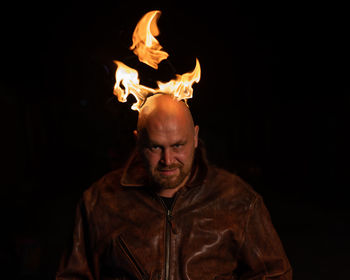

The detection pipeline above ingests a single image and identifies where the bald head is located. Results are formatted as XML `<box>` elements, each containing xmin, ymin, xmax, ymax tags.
<box><xmin>137</xmin><ymin>94</ymin><xmax>195</xmax><ymax>137</ymax></box>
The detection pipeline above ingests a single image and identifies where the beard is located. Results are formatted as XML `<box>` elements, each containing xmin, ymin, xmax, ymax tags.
<box><xmin>147</xmin><ymin>157</ymin><xmax>194</xmax><ymax>190</ymax></box>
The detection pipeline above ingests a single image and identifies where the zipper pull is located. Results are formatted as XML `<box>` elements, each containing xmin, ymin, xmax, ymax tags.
<box><xmin>167</xmin><ymin>210</ymin><xmax>177</xmax><ymax>234</ymax></box>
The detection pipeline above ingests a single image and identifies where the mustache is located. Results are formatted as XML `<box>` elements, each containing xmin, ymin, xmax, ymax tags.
<box><xmin>157</xmin><ymin>163</ymin><xmax>182</xmax><ymax>171</ymax></box>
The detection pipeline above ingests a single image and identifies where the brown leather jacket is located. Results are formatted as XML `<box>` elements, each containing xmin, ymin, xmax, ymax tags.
<box><xmin>56</xmin><ymin>144</ymin><xmax>292</xmax><ymax>280</ymax></box>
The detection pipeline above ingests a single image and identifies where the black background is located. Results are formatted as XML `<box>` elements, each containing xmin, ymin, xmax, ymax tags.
<box><xmin>1</xmin><ymin>1</ymin><xmax>349</xmax><ymax>279</ymax></box>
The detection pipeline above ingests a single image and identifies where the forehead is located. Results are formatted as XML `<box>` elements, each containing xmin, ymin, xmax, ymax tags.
<box><xmin>144</xmin><ymin>116</ymin><xmax>192</xmax><ymax>144</ymax></box>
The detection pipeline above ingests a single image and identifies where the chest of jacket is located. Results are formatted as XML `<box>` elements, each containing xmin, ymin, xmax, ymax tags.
<box><xmin>90</xmin><ymin>168</ymin><xmax>252</xmax><ymax>280</ymax></box>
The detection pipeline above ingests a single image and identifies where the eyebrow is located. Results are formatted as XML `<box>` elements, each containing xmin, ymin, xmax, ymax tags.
<box><xmin>148</xmin><ymin>139</ymin><xmax>187</xmax><ymax>147</ymax></box>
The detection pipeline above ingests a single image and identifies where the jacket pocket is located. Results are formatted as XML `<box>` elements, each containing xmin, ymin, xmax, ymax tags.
<box><xmin>116</xmin><ymin>235</ymin><xmax>149</xmax><ymax>280</ymax></box>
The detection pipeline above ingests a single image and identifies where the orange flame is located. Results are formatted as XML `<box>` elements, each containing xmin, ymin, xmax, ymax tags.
<box><xmin>113</xmin><ymin>10</ymin><xmax>201</xmax><ymax>112</ymax></box>
<box><xmin>157</xmin><ymin>58</ymin><xmax>201</xmax><ymax>103</ymax></box>
<box><xmin>130</xmin><ymin>10</ymin><xmax>169</xmax><ymax>69</ymax></box>
<box><xmin>113</xmin><ymin>59</ymin><xmax>200</xmax><ymax>111</ymax></box>
<box><xmin>113</xmin><ymin>60</ymin><xmax>156</xmax><ymax>111</ymax></box>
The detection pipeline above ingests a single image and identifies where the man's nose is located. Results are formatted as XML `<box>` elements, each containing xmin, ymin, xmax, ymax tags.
<box><xmin>161</xmin><ymin>148</ymin><xmax>173</xmax><ymax>166</ymax></box>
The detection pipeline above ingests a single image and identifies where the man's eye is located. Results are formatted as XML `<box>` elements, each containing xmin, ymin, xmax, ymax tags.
<box><xmin>173</xmin><ymin>143</ymin><xmax>183</xmax><ymax>149</ymax></box>
<box><xmin>150</xmin><ymin>145</ymin><xmax>161</xmax><ymax>151</ymax></box>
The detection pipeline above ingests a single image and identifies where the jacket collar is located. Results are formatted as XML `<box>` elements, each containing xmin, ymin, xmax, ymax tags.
<box><xmin>120</xmin><ymin>140</ymin><xmax>209</xmax><ymax>188</ymax></box>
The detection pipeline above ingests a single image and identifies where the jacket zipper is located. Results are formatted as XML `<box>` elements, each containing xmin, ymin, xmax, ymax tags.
<box><xmin>165</xmin><ymin>208</ymin><xmax>172</xmax><ymax>280</ymax></box>
<box><xmin>117</xmin><ymin>236</ymin><xmax>148</xmax><ymax>280</ymax></box>
<box><xmin>159</xmin><ymin>194</ymin><xmax>179</xmax><ymax>280</ymax></box>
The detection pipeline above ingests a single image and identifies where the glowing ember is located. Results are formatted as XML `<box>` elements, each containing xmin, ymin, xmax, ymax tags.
<box><xmin>113</xmin><ymin>10</ymin><xmax>201</xmax><ymax>112</ymax></box>
<box><xmin>130</xmin><ymin>10</ymin><xmax>169</xmax><ymax>69</ymax></box>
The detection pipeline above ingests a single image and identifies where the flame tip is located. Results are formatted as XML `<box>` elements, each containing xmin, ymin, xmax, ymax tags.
<box><xmin>130</xmin><ymin>9</ymin><xmax>168</xmax><ymax>69</ymax></box>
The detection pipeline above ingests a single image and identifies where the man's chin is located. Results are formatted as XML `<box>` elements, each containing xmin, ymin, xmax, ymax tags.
<box><xmin>154</xmin><ymin>177</ymin><xmax>180</xmax><ymax>190</ymax></box>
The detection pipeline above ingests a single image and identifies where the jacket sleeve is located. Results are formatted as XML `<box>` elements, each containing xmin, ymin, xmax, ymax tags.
<box><xmin>236</xmin><ymin>195</ymin><xmax>292</xmax><ymax>280</ymax></box>
<box><xmin>56</xmin><ymin>199</ymin><xmax>96</xmax><ymax>280</ymax></box>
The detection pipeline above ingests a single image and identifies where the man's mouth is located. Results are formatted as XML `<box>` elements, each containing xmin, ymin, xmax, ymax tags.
<box><xmin>157</xmin><ymin>167</ymin><xmax>178</xmax><ymax>176</ymax></box>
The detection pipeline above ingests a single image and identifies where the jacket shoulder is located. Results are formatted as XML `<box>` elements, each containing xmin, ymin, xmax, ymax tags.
<box><xmin>208</xmin><ymin>165</ymin><xmax>260</xmax><ymax>204</ymax></box>
<box><xmin>81</xmin><ymin>168</ymin><xmax>125</xmax><ymax>211</ymax></box>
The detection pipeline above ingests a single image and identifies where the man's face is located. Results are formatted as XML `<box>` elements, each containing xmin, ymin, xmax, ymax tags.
<box><xmin>138</xmin><ymin>117</ymin><xmax>199</xmax><ymax>190</ymax></box>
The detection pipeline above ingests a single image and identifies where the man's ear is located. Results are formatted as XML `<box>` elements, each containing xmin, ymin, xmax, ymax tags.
<box><xmin>133</xmin><ymin>130</ymin><xmax>142</xmax><ymax>150</ymax></box>
<box><xmin>194</xmin><ymin>125</ymin><xmax>199</xmax><ymax>148</ymax></box>
<box><xmin>133</xmin><ymin>130</ymin><xmax>138</xmax><ymax>140</ymax></box>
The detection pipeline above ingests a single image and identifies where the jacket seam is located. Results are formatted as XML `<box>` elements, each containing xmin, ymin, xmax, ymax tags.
<box><xmin>240</xmin><ymin>195</ymin><xmax>273</xmax><ymax>275</ymax></box>
<box><xmin>236</xmin><ymin>194</ymin><xmax>258</xmax><ymax>253</ymax></box>
<box><xmin>236</xmin><ymin>194</ymin><xmax>270</xmax><ymax>275</ymax></box>
<box><xmin>117</xmin><ymin>236</ymin><xmax>148</xmax><ymax>280</ymax></box>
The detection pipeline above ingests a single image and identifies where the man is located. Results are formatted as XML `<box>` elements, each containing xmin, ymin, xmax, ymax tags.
<box><xmin>56</xmin><ymin>94</ymin><xmax>292</xmax><ymax>279</ymax></box>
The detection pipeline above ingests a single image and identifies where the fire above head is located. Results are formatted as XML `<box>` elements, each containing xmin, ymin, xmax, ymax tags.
<box><xmin>113</xmin><ymin>10</ymin><xmax>201</xmax><ymax>112</ymax></box>
<box><xmin>157</xmin><ymin>58</ymin><xmax>201</xmax><ymax>102</ymax></box>
<box><xmin>130</xmin><ymin>10</ymin><xmax>169</xmax><ymax>69</ymax></box>
<box><xmin>113</xmin><ymin>60</ymin><xmax>156</xmax><ymax>111</ymax></box>
<box><xmin>113</xmin><ymin>59</ymin><xmax>200</xmax><ymax>111</ymax></box>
